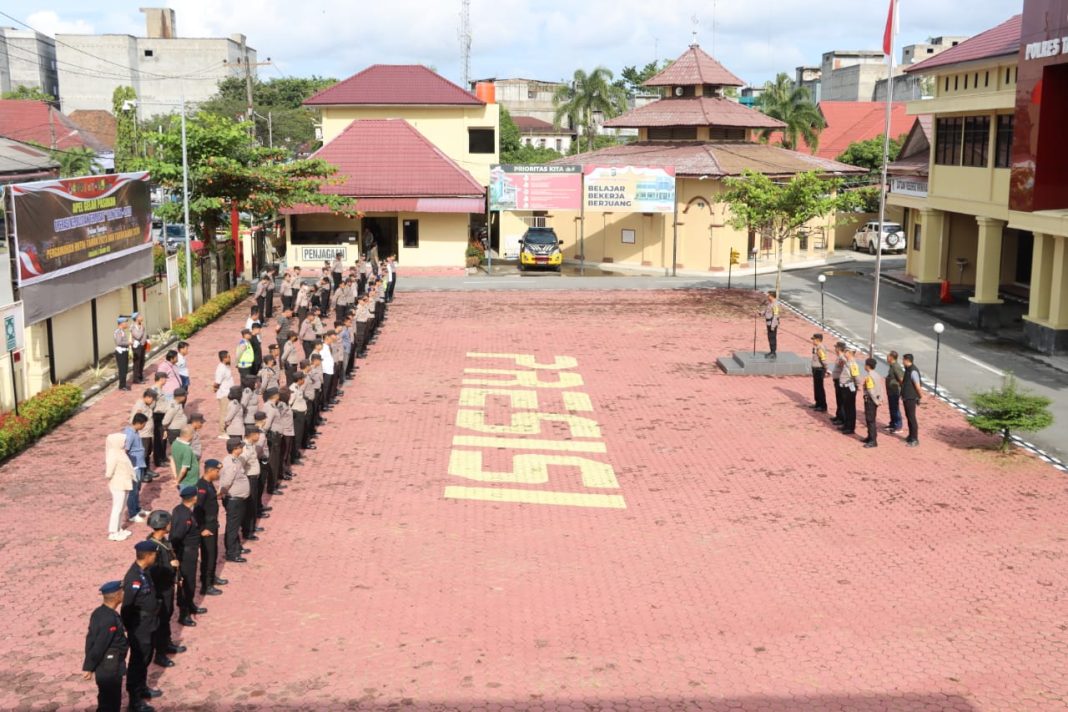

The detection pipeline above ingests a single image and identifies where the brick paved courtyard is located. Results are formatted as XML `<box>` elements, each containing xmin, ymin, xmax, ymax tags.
<box><xmin>0</xmin><ymin>289</ymin><xmax>1065</xmax><ymax>711</ymax></box>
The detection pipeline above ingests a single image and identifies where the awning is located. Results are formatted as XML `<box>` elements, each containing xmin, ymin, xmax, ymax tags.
<box><xmin>282</xmin><ymin>197</ymin><xmax>484</xmax><ymax>215</ymax></box>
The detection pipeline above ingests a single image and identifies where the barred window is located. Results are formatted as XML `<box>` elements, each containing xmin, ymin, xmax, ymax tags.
<box><xmin>995</xmin><ymin>115</ymin><xmax>1014</xmax><ymax>168</ymax></box>
<box><xmin>961</xmin><ymin>116</ymin><xmax>990</xmax><ymax>167</ymax></box>
<box><xmin>935</xmin><ymin>117</ymin><xmax>963</xmax><ymax>165</ymax></box>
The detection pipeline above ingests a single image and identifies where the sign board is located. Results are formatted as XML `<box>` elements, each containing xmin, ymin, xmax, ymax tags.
<box><xmin>583</xmin><ymin>165</ymin><xmax>676</xmax><ymax>213</ymax></box>
<box><xmin>489</xmin><ymin>165</ymin><xmax>582</xmax><ymax>211</ymax></box>
<box><xmin>891</xmin><ymin>177</ymin><xmax>928</xmax><ymax>198</ymax></box>
<box><xmin>10</xmin><ymin>172</ymin><xmax>153</xmax><ymax>286</ymax></box>
<box><xmin>298</xmin><ymin>244</ymin><xmax>353</xmax><ymax>264</ymax></box>
<box><xmin>0</xmin><ymin>301</ymin><xmax>26</xmax><ymax>353</ymax></box>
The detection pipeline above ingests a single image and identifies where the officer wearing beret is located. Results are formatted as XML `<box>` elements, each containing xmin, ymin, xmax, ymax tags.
<box><xmin>83</xmin><ymin>581</ymin><xmax>128</xmax><ymax>712</ymax></box>
<box><xmin>171</xmin><ymin>486</ymin><xmax>203</xmax><ymax>627</ymax></box>
<box><xmin>145</xmin><ymin>511</ymin><xmax>182</xmax><ymax>668</ymax></box>
<box><xmin>123</xmin><ymin>540</ymin><xmax>161</xmax><ymax>710</ymax></box>
<box><xmin>195</xmin><ymin>460</ymin><xmax>226</xmax><ymax>597</ymax></box>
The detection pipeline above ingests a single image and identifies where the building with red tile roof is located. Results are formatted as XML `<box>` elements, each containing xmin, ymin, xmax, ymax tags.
<box><xmin>642</xmin><ymin>45</ymin><xmax>744</xmax><ymax>87</ymax></box>
<box><xmin>904</xmin><ymin>15</ymin><xmax>1022</xmax><ymax>75</ymax></box>
<box><xmin>305</xmin><ymin>65</ymin><xmax>484</xmax><ymax>106</ymax></box>
<box><xmin>67</xmin><ymin>110</ymin><xmax>118</xmax><ymax>152</ymax></box>
<box><xmin>774</xmin><ymin>101</ymin><xmax>913</xmax><ymax>160</ymax></box>
<box><xmin>0</xmin><ymin>100</ymin><xmax>108</xmax><ymax>153</ymax></box>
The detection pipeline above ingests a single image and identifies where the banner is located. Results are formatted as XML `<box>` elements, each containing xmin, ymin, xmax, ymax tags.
<box><xmin>583</xmin><ymin>165</ymin><xmax>676</xmax><ymax>213</ymax></box>
<box><xmin>490</xmin><ymin>165</ymin><xmax>582</xmax><ymax>211</ymax></box>
<box><xmin>10</xmin><ymin>172</ymin><xmax>153</xmax><ymax>287</ymax></box>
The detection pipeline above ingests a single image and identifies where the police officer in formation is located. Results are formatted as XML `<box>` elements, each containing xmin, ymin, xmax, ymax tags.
<box><xmin>83</xmin><ymin>581</ymin><xmax>128</xmax><ymax>712</ymax></box>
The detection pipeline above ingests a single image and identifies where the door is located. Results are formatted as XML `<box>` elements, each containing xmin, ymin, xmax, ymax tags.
<box><xmin>403</xmin><ymin>219</ymin><xmax>419</xmax><ymax>251</ymax></box>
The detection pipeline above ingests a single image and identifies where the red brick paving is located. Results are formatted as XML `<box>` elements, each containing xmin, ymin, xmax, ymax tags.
<box><xmin>0</xmin><ymin>289</ymin><xmax>1065</xmax><ymax>711</ymax></box>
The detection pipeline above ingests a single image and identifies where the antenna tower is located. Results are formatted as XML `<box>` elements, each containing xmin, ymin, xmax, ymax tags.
<box><xmin>460</xmin><ymin>0</ymin><xmax>472</xmax><ymax>87</ymax></box>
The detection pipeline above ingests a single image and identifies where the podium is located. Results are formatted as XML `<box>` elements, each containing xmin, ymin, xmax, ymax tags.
<box><xmin>715</xmin><ymin>351</ymin><xmax>811</xmax><ymax>376</ymax></box>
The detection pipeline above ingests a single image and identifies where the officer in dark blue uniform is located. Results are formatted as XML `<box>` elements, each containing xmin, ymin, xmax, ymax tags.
<box><xmin>83</xmin><ymin>581</ymin><xmax>128</xmax><ymax>712</ymax></box>
<box><xmin>195</xmin><ymin>460</ymin><xmax>226</xmax><ymax>597</ymax></box>
<box><xmin>171</xmin><ymin>486</ymin><xmax>205</xmax><ymax>627</ymax></box>
<box><xmin>146</xmin><ymin>511</ymin><xmax>181</xmax><ymax>668</ymax></box>
<box><xmin>123</xmin><ymin>540</ymin><xmax>162</xmax><ymax>711</ymax></box>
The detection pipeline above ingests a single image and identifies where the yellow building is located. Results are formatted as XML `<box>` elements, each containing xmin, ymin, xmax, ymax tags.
<box><xmin>536</xmin><ymin>45</ymin><xmax>863</xmax><ymax>272</ymax></box>
<box><xmin>890</xmin><ymin>6</ymin><xmax>1068</xmax><ymax>353</ymax></box>
<box><xmin>285</xmin><ymin>65</ymin><xmax>499</xmax><ymax>268</ymax></box>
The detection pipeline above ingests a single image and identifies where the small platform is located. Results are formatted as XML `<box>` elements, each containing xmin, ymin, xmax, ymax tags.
<box><xmin>716</xmin><ymin>351</ymin><xmax>811</xmax><ymax>376</ymax></box>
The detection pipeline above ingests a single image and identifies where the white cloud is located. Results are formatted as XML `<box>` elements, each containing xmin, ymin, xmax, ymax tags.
<box><xmin>26</xmin><ymin>9</ymin><xmax>94</xmax><ymax>35</ymax></box>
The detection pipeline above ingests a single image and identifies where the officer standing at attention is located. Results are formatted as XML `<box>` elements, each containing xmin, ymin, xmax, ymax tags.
<box><xmin>236</xmin><ymin>329</ymin><xmax>255</xmax><ymax>380</ymax></box>
<box><xmin>761</xmin><ymin>291</ymin><xmax>780</xmax><ymax>360</ymax></box>
<box><xmin>861</xmin><ymin>357</ymin><xmax>884</xmax><ymax>448</ymax></box>
<box><xmin>170</xmin><ymin>486</ymin><xmax>203</xmax><ymax>627</ymax></box>
<box><xmin>83</xmin><ymin>581</ymin><xmax>128</xmax><ymax>712</ymax></box>
<box><xmin>829</xmin><ymin>342</ymin><xmax>846</xmax><ymax>426</ymax></box>
<box><xmin>114</xmin><ymin>316</ymin><xmax>132</xmax><ymax>391</ymax></box>
<box><xmin>809</xmin><ymin>333</ymin><xmax>828</xmax><ymax>412</ymax></box>
<box><xmin>249</xmin><ymin>321</ymin><xmax>264</xmax><ymax>376</ymax></box>
<box><xmin>837</xmin><ymin>348</ymin><xmax>861</xmax><ymax>435</ymax></box>
<box><xmin>901</xmin><ymin>353</ymin><xmax>923</xmax><ymax>447</ymax></box>
<box><xmin>145</xmin><ymin>511</ymin><xmax>182</xmax><ymax>668</ymax></box>
<box><xmin>123</xmin><ymin>540</ymin><xmax>162</xmax><ymax>711</ymax></box>
<box><xmin>195</xmin><ymin>460</ymin><xmax>226</xmax><ymax>597</ymax></box>
<box><xmin>884</xmin><ymin>350</ymin><xmax>905</xmax><ymax>434</ymax></box>
<box><xmin>130</xmin><ymin>313</ymin><xmax>148</xmax><ymax>385</ymax></box>
<box><xmin>219</xmin><ymin>438</ymin><xmax>250</xmax><ymax>564</ymax></box>
<box><xmin>162</xmin><ymin>388</ymin><xmax>188</xmax><ymax>448</ymax></box>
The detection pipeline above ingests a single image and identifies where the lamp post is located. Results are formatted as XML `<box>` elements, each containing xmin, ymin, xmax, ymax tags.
<box><xmin>751</xmin><ymin>247</ymin><xmax>758</xmax><ymax>292</ymax></box>
<box><xmin>817</xmin><ymin>274</ymin><xmax>827</xmax><ymax>327</ymax></box>
<box><xmin>933</xmin><ymin>322</ymin><xmax>945</xmax><ymax>393</ymax></box>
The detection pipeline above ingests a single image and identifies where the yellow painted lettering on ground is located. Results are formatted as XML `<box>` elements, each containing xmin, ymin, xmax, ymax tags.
<box><xmin>444</xmin><ymin>486</ymin><xmax>626</xmax><ymax>509</ymax></box>
<box><xmin>456</xmin><ymin>409</ymin><xmax>602</xmax><ymax>438</ymax></box>
<box><xmin>449</xmin><ymin>450</ymin><xmax>619</xmax><ymax>488</ymax></box>
<box><xmin>462</xmin><ymin>368</ymin><xmax>583</xmax><ymax>389</ymax></box>
<box><xmin>466</xmin><ymin>353</ymin><xmax>579</xmax><ymax>370</ymax></box>
<box><xmin>562</xmin><ymin>392</ymin><xmax>593</xmax><ymax>412</ymax></box>
<box><xmin>458</xmin><ymin>388</ymin><xmax>539</xmax><ymax>409</ymax></box>
<box><xmin>452</xmin><ymin>435</ymin><xmax>607</xmax><ymax>453</ymax></box>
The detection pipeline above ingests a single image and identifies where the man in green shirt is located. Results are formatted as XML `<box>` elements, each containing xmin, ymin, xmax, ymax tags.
<box><xmin>170</xmin><ymin>425</ymin><xmax>200</xmax><ymax>490</ymax></box>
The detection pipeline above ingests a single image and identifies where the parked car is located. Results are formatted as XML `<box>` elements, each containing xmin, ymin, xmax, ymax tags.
<box><xmin>852</xmin><ymin>221</ymin><xmax>906</xmax><ymax>254</ymax></box>
<box><xmin>517</xmin><ymin>227</ymin><xmax>564</xmax><ymax>271</ymax></box>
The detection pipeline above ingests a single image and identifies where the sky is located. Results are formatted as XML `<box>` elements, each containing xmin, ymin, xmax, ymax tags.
<box><xmin>10</xmin><ymin>1</ymin><xmax>1019</xmax><ymax>88</ymax></box>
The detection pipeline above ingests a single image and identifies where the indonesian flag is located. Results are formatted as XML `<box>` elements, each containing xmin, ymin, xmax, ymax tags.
<box><xmin>883</xmin><ymin>0</ymin><xmax>897</xmax><ymax>56</ymax></box>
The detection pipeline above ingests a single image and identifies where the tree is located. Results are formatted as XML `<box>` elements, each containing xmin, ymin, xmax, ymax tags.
<box><xmin>112</xmin><ymin>86</ymin><xmax>139</xmax><ymax>172</ymax></box>
<box><xmin>139</xmin><ymin>111</ymin><xmax>354</xmax><ymax>292</ymax></box>
<box><xmin>52</xmin><ymin>146</ymin><xmax>97</xmax><ymax>177</ymax></box>
<box><xmin>719</xmin><ymin>170</ymin><xmax>849</xmax><ymax>294</ymax></box>
<box><xmin>757</xmin><ymin>73</ymin><xmax>825</xmax><ymax>152</ymax></box>
<box><xmin>553</xmin><ymin>67</ymin><xmax>628</xmax><ymax>155</ymax></box>
<box><xmin>836</xmin><ymin>134</ymin><xmax>905</xmax><ymax>174</ymax></box>
<box><xmin>968</xmin><ymin>374</ymin><xmax>1053</xmax><ymax>452</ymax></box>
<box><xmin>2</xmin><ymin>85</ymin><xmax>54</xmax><ymax>102</ymax></box>
<box><xmin>498</xmin><ymin>107</ymin><xmax>561</xmax><ymax>164</ymax></box>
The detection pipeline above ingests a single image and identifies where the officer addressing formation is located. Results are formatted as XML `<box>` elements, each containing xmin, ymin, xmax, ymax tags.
<box><xmin>90</xmin><ymin>255</ymin><xmax>395</xmax><ymax>708</ymax></box>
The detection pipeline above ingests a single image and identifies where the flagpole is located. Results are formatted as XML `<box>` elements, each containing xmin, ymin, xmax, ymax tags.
<box><xmin>869</xmin><ymin>0</ymin><xmax>897</xmax><ymax>357</ymax></box>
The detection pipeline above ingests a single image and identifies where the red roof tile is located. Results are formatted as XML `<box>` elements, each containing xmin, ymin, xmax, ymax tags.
<box><xmin>551</xmin><ymin>141</ymin><xmax>864</xmax><ymax>178</ymax></box>
<box><xmin>304</xmin><ymin>65</ymin><xmax>483</xmax><ymax>106</ymax></box>
<box><xmin>604</xmin><ymin>97</ymin><xmax>784</xmax><ymax>130</ymax></box>
<box><xmin>781</xmin><ymin>101</ymin><xmax>913</xmax><ymax>159</ymax></box>
<box><xmin>0</xmin><ymin>100</ymin><xmax>107</xmax><ymax>152</ymax></box>
<box><xmin>644</xmin><ymin>45</ymin><xmax>744</xmax><ymax>87</ymax></box>
<box><xmin>512</xmin><ymin>115</ymin><xmax>565</xmax><ymax>134</ymax></box>
<box><xmin>68</xmin><ymin>110</ymin><xmax>117</xmax><ymax>151</ymax></box>
<box><xmin>309</xmin><ymin>119</ymin><xmax>485</xmax><ymax>198</ymax></box>
<box><xmin>905</xmin><ymin>15</ymin><xmax>1021</xmax><ymax>73</ymax></box>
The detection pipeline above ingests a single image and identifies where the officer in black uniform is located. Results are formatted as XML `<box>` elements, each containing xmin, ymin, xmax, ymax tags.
<box><xmin>171</xmin><ymin>486</ymin><xmax>204</xmax><ymax>627</ymax></box>
<box><xmin>122</xmin><ymin>540</ymin><xmax>162</xmax><ymax>711</ymax></box>
<box><xmin>145</xmin><ymin>511</ymin><xmax>183</xmax><ymax>668</ymax></box>
<box><xmin>83</xmin><ymin>581</ymin><xmax>128</xmax><ymax>712</ymax></box>
<box><xmin>195</xmin><ymin>460</ymin><xmax>226</xmax><ymax>597</ymax></box>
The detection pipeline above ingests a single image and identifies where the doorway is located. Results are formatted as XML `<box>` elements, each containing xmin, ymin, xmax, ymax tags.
<box><xmin>360</xmin><ymin>216</ymin><xmax>398</xmax><ymax>261</ymax></box>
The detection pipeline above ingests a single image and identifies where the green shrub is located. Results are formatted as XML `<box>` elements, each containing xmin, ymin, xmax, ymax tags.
<box><xmin>0</xmin><ymin>384</ymin><xmax>83</xmax><ymax>460</ymax></box>
<box><xmin>0</xmin><ymin>412</ymin><xmax>33</xmax><ymax>460</ymax></box>
<box><xmin>969</xmin><ymin>374</ymin><xmax>1054</xmax><ymax>452</ymax></box>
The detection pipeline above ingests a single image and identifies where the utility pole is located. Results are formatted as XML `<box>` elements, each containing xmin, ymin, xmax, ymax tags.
<box><xmin>240</xmin><ymin>35</ymin><xmax>255</xmax><ymax>137</ymax></box>
<box><xmin>460</xmin><ymin>0</ymin><xmax>472</xmax><ymax>87</ymax></box>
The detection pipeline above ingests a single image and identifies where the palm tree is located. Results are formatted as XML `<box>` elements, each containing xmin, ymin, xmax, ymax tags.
<box><xmin>757</xmin><ymin>73</ymin><xmax>826</xmax><ymax>153</ymax></box>
<box><xmin>53</xmin><ymin>146</ymin><xmax>97</xmax><ymax>177</ymax></box>
<box><xmin>553</xmin><ymin>67</ymin><xmax>628</xmax><ymax>154</ymax></box>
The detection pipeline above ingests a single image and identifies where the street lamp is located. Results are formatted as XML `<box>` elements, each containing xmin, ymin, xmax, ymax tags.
<box><xmin>751</xmin><ymin>247</ymin><xmax>758</xmax><ymax>291</ymax></box>
<box><xmin>817</xmin><ymin>274</ymin><xmax>827</xmax><ymax>327</ymax></box>
<box><xmin>933</xmin><ymin>322</ymin><xmax>945</xmax><ymax>393</ymax></box>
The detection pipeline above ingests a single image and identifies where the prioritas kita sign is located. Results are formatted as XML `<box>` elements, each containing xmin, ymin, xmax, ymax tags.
<box><xmin>489</xmin><ymin>164</ymin><xmax>582</xmax><ymax>211</ymax></box>
<box><xmin>583</xmin><ymin>165</ymin><xmax>676</xmax><ymax>213</ymax></box>
<box><xmin>10</xmin><ymin>172</ymin><xmax>153</xmax><ymax>286</ymax></box>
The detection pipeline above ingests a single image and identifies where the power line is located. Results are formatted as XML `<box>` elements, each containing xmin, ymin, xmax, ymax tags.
<box><xmin>0</xmin><ymin>39</ymin><xmax>230</xmax><ymax>83</ymax></box>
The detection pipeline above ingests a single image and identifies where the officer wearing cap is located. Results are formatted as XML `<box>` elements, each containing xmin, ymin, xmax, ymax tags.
<box><xmin>83</xmin><ymin>581</ymin><xmax>128</xmax><ymax>712</ymax></box>
<box><xmin>130</xmin><ymin>312</ymin><xmax>147</xmax><ymax>385</ymax></box>
<box><xmin>114</xmin><ymin>317</ymin><xmax>132</xmax><ymax>391</ymax></box>
<box><xmin>241</xmin><ymin>425</ymin><xmax>264</xmax><ymax>541</ymax></box>
<box><xmin>219</xmin><ymin>438</ymin><xmax>250</xmax><ymax>563</ymax></box>
<box><xmin>171</xmin><ymin>486</ymin><xmax>203</xmax><ymax>627</ymax></box>
<box><xmin>162</xmin><ymin>388</ymin><xmax>188</xmax><ymax>448</ymax></box>
<box><xmin>145</xmin><ymin>511</ymin><xmax>181</xmax><ymax>668</ymax></box>
<box><xmin>760</xmin><ymin>292</ymin><xmax>780</xmax><ymax>360</ymax></box>
<box><xmin>195</xmin><ymin>460</ymin><xmax>226</xmax><ymax>596</ymax></box>
<box><xmin>809</xmin><ymin>333</ymin><xmax>828</xmax><ymax>412</ymax></box>
<box><xmin>123</xmin><ymin>540</ymin><xmax>161</xmax><ymax>710</ymax></box>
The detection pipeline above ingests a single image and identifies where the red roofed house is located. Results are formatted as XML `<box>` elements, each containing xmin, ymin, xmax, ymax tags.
<box><xmin>512</xmin><ymin>115</ymin><xmax>576</xmax><ymax>154</ymax></box>
<box><xmin>286</xmin><ymin>64</ymin><xmax>499</xmax><ymax>267</ymax></box>
<box><xmin>0</xmin><ymin>99</ymin><xmax>108</xmax><ymax>153</ymax></box>
<box><xmin>777</xmin><ymin>101</ymin><xmax>913</xmax><ymax>160</ymax></box>
<box><xmin>540</xmin><ymin>44</ymin><xmax>863</xmax><ymax>272</ymax></box>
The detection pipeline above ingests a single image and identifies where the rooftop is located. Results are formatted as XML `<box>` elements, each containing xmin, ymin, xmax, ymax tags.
<box><xmin>784</xmin><ymin>101</ymin><xmax>913</xmax><ymax>160</ymax></box>
<box><xmin>644</xmin><ymin>44</ymin><xmax>745</xmax><ymax>87</ymax></box>
<box><xmin>0</xmin><ymin>100</ymin><xmax>107</xmax><ymax>153</ymax></box>
<box><xmin>304</xmin><ymin>65</ymin><xmax>484</xmax><ymax>107</ymax></box>
<box><xmin>906</xmin><ymin>15</ymin><xmax>1021</xmax><ymax>73</ymax></box>
<box><xmin>512</xmin><ymin>116</ymin><xmax>569</xmax><ymax>134</ymax></box>
<box><xmin>551</xmin><ymin>140</ymin><xmax>864</xmax><ymax>179</ymax></box>
<box><xmin>0</xmin><ymin>136</ymin><xmax>58</xmax><ymax>180</ymax></box>
<box><xmin>603</xmin><ymin>96</ymin><xmax>785</xmax><ymax>130</ymax></box>
<box><xmin>68</xmin><ymin>110</ymin><xmax>117</xmax><ymax>151</ymax></box>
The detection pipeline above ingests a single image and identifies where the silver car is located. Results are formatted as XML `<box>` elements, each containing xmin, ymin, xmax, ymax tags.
<box><xmin>852</xmin><ymin>221</ymin><xmax>906</xmax><ymax>254</ymax></box>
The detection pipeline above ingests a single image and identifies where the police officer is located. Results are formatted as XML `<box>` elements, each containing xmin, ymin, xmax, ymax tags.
<box><xmin>145</xmin><ymin>511</ymin><xmax>182</xmax><ymax>668</ymax></box>
<box><xmin>809</xmin><ymin>333</ymin><xmax>828</xmax><ymax>412</ymax></box>
<box><xmin>130</xmin><ymin>313</ymin><xmax>148</xmax><ymax>385</ymax></box>
<box><xmin>760</xmin><ymin>291</ymin><xmax>780</xmax><ymax>359</ymax></box>
<box><xmin>195</xmin><ymin>460</ymin><xmax>226</xmax><ymax>597</ymax></box>
<box><xmin>171</xmin><ymin>486</ymin><xmax>203</xmax><ymax>627</ymax></box>
<box><xmin>83</xmin><ymin>580</ymin><xmax>128</xmax><ymax>712</ymax></box>
<box><xmin>249</xmin><ymin>321</ymin><xmax>264</xmax><ymax>376</ymax></box>
<box><xmin>829</xmin><ymin>342</ymin><xmax>847</xmax><ymax>427</ymax></box>
<box><xmin>236</xmin><ymin>328</ymin><xmax>255</xmax><ymax>379</ymax></box>
<box><xmin>861</xmin><ymin>357</ymin><xmax>883</xmax><ymax>448</ymax></box>
<box><xmin>162</xmin><ymin>388</ymin><xmax>188</xmax><ymax>448</ymax></box>
<box><xmin>241</xmin><ymin>425</ymin><xmax>264</xmax><ymax>541</ymax></box>
<box><xmin>901</xmin><ymin>353</ymin><xmax>923</xmax><ymax>447</ymax></box>
<box><xmin>114</xmin><ymin>316</ymin><xmax>132</xmax><ymax>391</ymax></box>
<box><xmin>150</xmin><ymin>373</ymin><xmax>170</xmax><ymax>471</ymax></box>
<box><xmin>838</xmin><ymin>348</ymin><xmax>861</xmax><ymax>435</ymax></box>
<box><xmin>259</xmin><ymin>355</ymin><xmax>280</xmax><ymax>393</ymax></box>
<box><xmin>122</xmin><ymin>540</ymin><xmax>161</xmax><ymax>710</ymax></box>
<box><xmin>219</xmin><ymin>438</ymin><xmax>250</xmax><ymax>563</ymax></box>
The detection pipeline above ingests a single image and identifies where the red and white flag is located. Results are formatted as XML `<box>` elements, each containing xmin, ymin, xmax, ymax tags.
<box><xmin>883</xmin><ymin>0</ymin><xmax>897</xmax><ymax>56</ymax></box>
